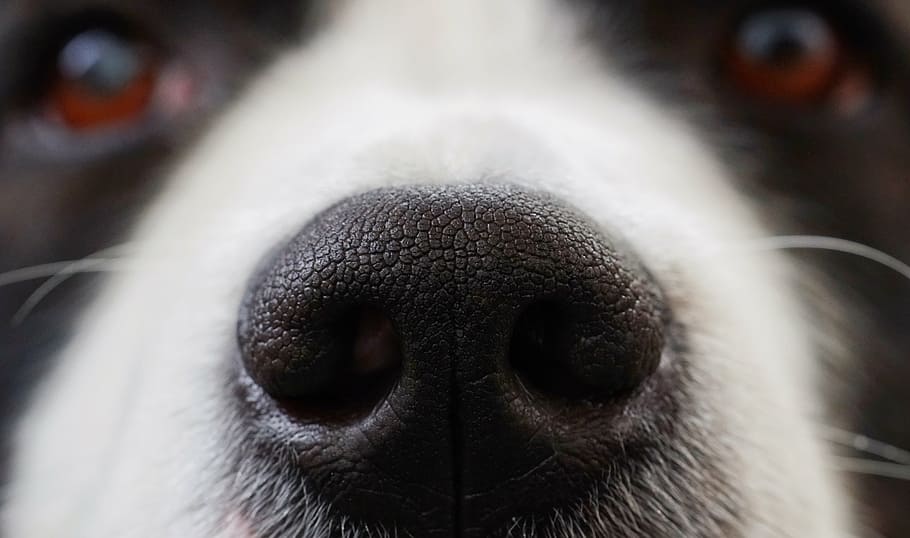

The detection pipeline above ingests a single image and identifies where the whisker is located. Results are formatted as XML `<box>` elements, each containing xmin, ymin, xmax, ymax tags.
<box><xmin>0</xmin><ymin>259</ymin><xmax>124</xmax><ymax>289</ymax></box>
<box><xmin>3</xmin><ymin>238</ymin><xmax>204</xmax><ymax>324</ymax></box>
<box><xmin>2</xmin><ymin>244</ymin><xmax>139</xmax><ymax>326</ymax></box>
<box><xmin>0</xmin><ymin>244</ymin><xmax>136</xmax><ymax>290</ymax></box>
<box><xmin>11</xmin><ymin>257</ymin><xmax>128</xmax><ymax>325</ymax></box>
<box><xmin>819</xmin><ymin>426</ymin><xmax>910</xmax><ymax>465</ymax></box>
<box><xmin>832</xmin><ymin>456</ymin><xmax>910</xmax><ymax>482</ymax></box>
<box><xmin>736</xmin><ymin>235</ymin><xmax>910</xmax><ymax>282</ymax></box>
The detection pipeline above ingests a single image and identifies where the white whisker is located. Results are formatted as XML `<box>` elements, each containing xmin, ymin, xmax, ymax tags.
<box><xmin>11</xmin><ymin>258</ymin><xmax>128</xmax><ymax>325</ymax></box>
<box><xmin>0</xmin><ymin>244</ymin><xmax>136</xmax><ymax>289</ymax></box>
<box><xmin>832</xmin><ymin>456</ymin><xmax>910</xmax><ymax>482</ymax></box>
<box><xmin>0</xmin><ymin>260</ymin><xmax>122</xmax><ymax>289</ymax></box>
<box><xmin>3</xmin><ymin>244</ymin><xmax>139</xmax><ymax>325</ymax></box>
<box><xmin>737</xmin><ymin>235</ymin><xmax>910</xmax><ymax>282</ymax></box>
<box><xmin>819</xmin><ymin>426</ymin><xmax>910</xmax><ymax>465</ymax></box>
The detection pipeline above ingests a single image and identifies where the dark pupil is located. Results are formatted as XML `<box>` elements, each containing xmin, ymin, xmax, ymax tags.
<box><xmin>740</xmin><ymin>9</ymin><xmax>831</xmax><ymax>68</ymax></box>
<box><xmin>58</xmin><ymin>30</ymin><xmax>142</xmax><ymax>96</ymax></box>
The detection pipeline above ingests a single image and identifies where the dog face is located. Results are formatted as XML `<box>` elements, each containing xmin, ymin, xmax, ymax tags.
<box><xmin>2</xmin><ymin>1</ymin><xmax>909</xmax><ymax>537</ymax></box>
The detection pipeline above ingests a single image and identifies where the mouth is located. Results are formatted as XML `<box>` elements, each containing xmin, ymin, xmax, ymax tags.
<box><xmin>227</xmin><ymin>184</ymin><xmax>681</xmax><ymax>537</ymax></box>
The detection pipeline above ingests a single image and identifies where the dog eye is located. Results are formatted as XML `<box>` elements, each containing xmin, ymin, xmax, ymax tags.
<box><xmin>48</xmin><ymin>29</ymin><xmax>158</xmax><ymax>130</ymax></box>
<box><xmin>7</xmin><ymin>12</ymin><xmax>203</xmax><ymax>159</ymax></box>
<box><xmin>725</xmin><ymin>7</ymin><xmax>873</xmax><ymax>112</ymax></box>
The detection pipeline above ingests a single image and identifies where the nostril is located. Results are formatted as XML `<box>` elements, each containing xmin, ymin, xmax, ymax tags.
<box><xmin>509</xmin><ymin>300</ymin><xmax>583</xmax><ymax>399</ymax></box>
<box><xmin>239</xmin><ymin>303</ymin><xmax>403</xmax><ymax>421</ymax></box>
<box><xmin>351</xmin><ymin>307</ymin><xmax>403</xmax><ymax>376</ymax></box>
<box><xmin>509</xmin><ymin>297</ymin><xmax>664</xmax><ymax>402</ymax></box>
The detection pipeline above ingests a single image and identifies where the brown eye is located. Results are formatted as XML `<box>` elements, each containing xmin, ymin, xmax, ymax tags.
<box><xmin>726</xmin><ymin>8</ymin><xmax>872</xmax><ymax>110</ymax></box>
<box><xmin>49</xmin><ymin>29</ymin><xmax>158</xmax><ymax>130</ymax></box>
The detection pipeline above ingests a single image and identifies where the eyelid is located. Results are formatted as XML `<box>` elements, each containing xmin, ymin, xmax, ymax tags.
<box><xmin>793</xmin><ymin>0</ymin><xmax>895</xmax><ymax>64</ymax></box>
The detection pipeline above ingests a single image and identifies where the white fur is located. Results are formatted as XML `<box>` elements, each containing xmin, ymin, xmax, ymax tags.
<box><xmin>3</xmin><ymin>0</ymin><xmax>852</xmax><ymax>536</ymax></box>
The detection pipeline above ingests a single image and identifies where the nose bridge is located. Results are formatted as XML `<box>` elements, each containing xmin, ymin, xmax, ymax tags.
<box><xmin>327</xmin><ymin>0</ymin><xmax>569</xmax><ymax>91</ymax></box>
<box><xmin>342</xmin><ymin>0</ymin><xmax>545</xmax><ymax>48</ymax></box>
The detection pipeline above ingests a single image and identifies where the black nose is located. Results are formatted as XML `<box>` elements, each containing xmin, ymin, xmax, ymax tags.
<box><xmin>237</xmin><ymin>184</ymin><xmax>666</xmax><ymax>537</ymax></box>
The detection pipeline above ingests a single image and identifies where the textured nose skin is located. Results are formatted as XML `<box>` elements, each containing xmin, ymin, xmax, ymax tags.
<box><xmin>238</xmin><ymin>184</ymin><xmax>666</xmax><ymax>536</ymax></box>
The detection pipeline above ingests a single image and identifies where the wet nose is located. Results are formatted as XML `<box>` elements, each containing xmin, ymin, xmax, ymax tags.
<box><xmin>237</xmin><ymin>184</ymin><xmax>666</xmax><ymax>536</ymax></box>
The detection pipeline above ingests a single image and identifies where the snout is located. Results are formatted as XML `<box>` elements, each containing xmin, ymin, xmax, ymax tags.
<box><xmin>236</xmin><ymin>184</ymin><xmax>668</xmax><ymax>536</ymax></box>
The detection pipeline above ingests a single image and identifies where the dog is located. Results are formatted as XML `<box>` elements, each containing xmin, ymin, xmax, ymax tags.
<box><xmin>2</xmin><ymin>1</ymin><xmax>909</xmax><ymax>536</ymax></box>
